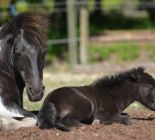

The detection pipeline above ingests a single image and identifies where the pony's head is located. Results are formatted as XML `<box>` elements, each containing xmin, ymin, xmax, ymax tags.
<box><xmin>7</xmin><ymin>12</ymin><xmax>48</xmax><ymax>102</ymax></box>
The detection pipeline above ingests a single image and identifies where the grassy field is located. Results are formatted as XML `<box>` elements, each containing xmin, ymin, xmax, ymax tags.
<box><xmin>46</xmin><ymin>41</ymin><xmax>155</xmax><ymax>64</ymax></box>
<box><xmin>88</xmin><ymin>42</ymin><xmax>155</xmax><ymax>62</ymax></box>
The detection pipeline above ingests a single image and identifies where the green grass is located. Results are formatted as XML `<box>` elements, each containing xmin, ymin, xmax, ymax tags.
<box><xmin>103</xmin><ymin>0</ymin><xmax>125</xmax><ymax>11</ymax></box>
<box><xmin>44</xmin><ymin>41</ymin><xmax>155</xmax><ymax>68</ymax></box>
<box><xmin>127</xmin><ymin>102</ymin><xmax>148</xmax><ymax>111</ymax></box>
<box><xmin>144</xmin><ymin>44</ymin><xmax>155</xmax><ymax>61</ymax></box>
<box><xmin>88</xmin><ymin>42</ymin><xmax>140</xmax><ymax>62</ymax></box>
<box><xmin>88</xmin><ymin>41</ymin><xmax>155</xmax><ymax>63</ymax></box>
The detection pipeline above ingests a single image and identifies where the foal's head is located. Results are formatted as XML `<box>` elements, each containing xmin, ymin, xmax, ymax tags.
<box><xmin>92</xmin><ymin>67</ymin><xmax>155</xmax><ymax>110</ymax></box>
<box><xmin>8</xmin><ymin>12</ymin><xmax>48</xmax><ymax>101</ymax></box>
<box><xmin>129</xmin><ymin>68</ymin><xmax>155</xmax><ymax>110</ymax></box>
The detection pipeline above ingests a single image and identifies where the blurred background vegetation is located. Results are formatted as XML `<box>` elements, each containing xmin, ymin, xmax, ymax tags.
<box><xmin>0</xmin><ymin>0</ymin><xmax>155</xmax><ymax>66</ymax></box>
<box><xmin>0</xmin><ymin>0</ymin><xmax>155</xmax><ymax>110</ymax></box>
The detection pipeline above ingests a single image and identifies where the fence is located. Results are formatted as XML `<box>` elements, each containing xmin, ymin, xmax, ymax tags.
<box><xmin>0</xmin><ymin>0</ymin><xmax>155</xmax><ymax>68</ymax></box>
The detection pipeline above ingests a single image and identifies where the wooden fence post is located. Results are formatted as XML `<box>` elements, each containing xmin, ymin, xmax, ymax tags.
<box><xmin>67</xmin><ymin>0</ymin><xmax>78</xmax><ymax>68</ymax></box>
<box><xmin>79</xmin><ymin>2</ymin><xmax>89</xmax><ymax>64</ymax></box>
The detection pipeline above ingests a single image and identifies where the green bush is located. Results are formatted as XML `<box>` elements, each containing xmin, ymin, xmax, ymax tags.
<box><xmin>89</xmin><ymin>11</ymin><xmax>155</xmax><ymax>35</ymax></box>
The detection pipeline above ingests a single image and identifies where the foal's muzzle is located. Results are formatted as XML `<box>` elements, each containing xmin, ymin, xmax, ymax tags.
<box><xmin>27</xmin><ymin>86</ymin><xmax>44</xmax><ymax>102</ymax></box>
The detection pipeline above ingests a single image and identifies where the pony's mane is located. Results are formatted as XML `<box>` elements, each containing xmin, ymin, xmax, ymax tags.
<box><xmin>92</xmin><ymin>67</ymin><xmax>145</xmax><ymax>87</ymax></box>
<box><xmin>0</xmin><ymin>12</ymin><xmax>48</xmax><ymax>48</ymax></box>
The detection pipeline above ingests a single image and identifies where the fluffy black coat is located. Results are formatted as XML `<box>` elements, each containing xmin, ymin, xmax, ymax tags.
<box><xmin>38</xmin><ymin>67</ymin><xmax>155</xmax><ymax>131</ymax></box>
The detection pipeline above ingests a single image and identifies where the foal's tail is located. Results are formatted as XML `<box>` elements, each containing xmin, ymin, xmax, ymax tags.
<box><xmin>37</xmin><ymin>103</ymin><xmax>69</xmax><ymax>131</ymax></box>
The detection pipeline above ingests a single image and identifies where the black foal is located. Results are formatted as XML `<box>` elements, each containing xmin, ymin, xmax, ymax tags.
<box><xmin>38</xmin><ymin>67</ymin><xmax>155</xmax><ymax>131</ymax></box>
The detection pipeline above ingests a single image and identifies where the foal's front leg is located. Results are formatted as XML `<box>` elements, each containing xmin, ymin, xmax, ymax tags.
<box><xmin>96</xmin><ymin>112</ymin><xmax>131</xmax><ymax>125</ymax></box>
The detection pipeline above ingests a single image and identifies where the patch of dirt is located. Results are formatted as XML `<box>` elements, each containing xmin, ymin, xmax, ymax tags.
<box><xmin>91</xmin><ymin>30</ymin><xmax>155</xmax><ymax>43</ymax></box>
<box><xmin>0</xmin><ymin>111</ymin><xmax>155</xmax><ymax>140</ymax></box>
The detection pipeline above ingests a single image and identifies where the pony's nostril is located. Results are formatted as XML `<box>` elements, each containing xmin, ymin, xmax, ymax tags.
<box><xmin>29</xmin><ymin>87</ymin><xmax>33</xmax><ymax>94</ymax></box>
<box><xmin>28</xmin><ymin>86</ymin><xmax>44</xmax><ymax>98</ymax></box>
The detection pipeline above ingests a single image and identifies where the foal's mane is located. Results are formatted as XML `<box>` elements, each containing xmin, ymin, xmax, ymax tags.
<box><xmin>92</xmin><ymin>67</ymin><xmax>144</xmax><ymax>87</ymax></box>
<box><xmin>0</xmin><ymin>12</ymin><xmax>48</xmax><ymax>48</ymax></box>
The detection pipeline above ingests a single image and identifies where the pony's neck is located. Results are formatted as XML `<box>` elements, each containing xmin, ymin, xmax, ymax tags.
<box><xmin>0</xmin><ymin>26</ymin><xmax>25</xmax><ymax>92</ymax></box>
<box><xmin>0</xmin><ymin>29</ymin><xmax>15</xmax><ymax>78</ymax></box>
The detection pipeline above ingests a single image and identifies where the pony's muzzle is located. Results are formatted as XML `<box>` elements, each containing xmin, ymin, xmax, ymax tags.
<box><xmin>27</xmin><ymin>86</ymin><xmax>44</xmax><ymax>102</ymax></box>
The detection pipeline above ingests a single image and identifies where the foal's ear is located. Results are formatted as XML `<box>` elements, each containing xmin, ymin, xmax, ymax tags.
<box><xmin>129</xmin><ymin>73</ymin><xmax>141</xmax><ymax>82</ymax></box>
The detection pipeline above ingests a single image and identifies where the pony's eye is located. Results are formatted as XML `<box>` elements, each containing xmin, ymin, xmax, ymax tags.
<box><xmin>16</xmin><ymin>52</ymin><xmax>22</xmax><ymax>56</ymax></box>
<box><xmin>16</xmin><ymin>52</ymin><xmax>25</xmax><ymax>57</ymax></box>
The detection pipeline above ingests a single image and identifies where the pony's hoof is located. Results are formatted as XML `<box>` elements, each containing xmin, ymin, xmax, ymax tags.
<box><xmin>0</xmin><ymin>118</ymin><xmax>8</xmax><ymax>131</ymax></box>
<box><xmin>0</xmin><ymin>119</ymin><xmax>2</xmax><ymax>130</ymax></box>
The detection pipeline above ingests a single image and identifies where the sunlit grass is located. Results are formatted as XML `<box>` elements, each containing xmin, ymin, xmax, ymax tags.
<box><xmin>127</xmin><ymin>102</ymin><xmax>148</xmax><ymax>111</ymax></box>
<box><xmin>88</xmin><ymin>42</ymin><xmax>140</xmax><ymax>62</ymax></box>
<box><xmin>103</xmin><ymin>0</ymin><xmax>124</xmax><ymax>11</ymax></box>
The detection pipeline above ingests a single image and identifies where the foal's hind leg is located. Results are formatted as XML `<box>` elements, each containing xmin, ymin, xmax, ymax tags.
<box><xmin>57</xmin><ymin>116</ymin><xmax>83</xmax><ymax>131</ymax></box>
<box><xmin>119</xmin><ymin>113</ymin><xmax>131</xmax><ymax>125</ymax></box>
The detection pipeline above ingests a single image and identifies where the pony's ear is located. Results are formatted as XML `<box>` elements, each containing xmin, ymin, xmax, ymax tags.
<box><xmin>129</xmin><ymin>73</ymin><xmax>141</xmax><ymax>82</ymax></box>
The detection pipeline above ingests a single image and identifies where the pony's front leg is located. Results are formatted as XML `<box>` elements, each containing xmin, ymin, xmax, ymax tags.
<box><xmin>0</xmin><ymin>117</ymin><xmax>37</xmax><ymax>131</ymax></box>
<box><xmin>0</xmin><ymin>103</ymin><xmax>37</xmax><ymax>131</ymax></box>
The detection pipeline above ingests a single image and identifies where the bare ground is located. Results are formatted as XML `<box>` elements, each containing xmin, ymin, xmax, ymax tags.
<box><xmin>0</xmin><ymin>111</ymin><xmax>155</xmax><ymax>140</ymax></box>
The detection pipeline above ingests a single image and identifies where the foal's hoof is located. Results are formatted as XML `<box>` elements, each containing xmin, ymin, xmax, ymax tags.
<box><xmin>121</xmin><ymin>118</ymin><xmax>131</xmax><ymax>125</ymax></box>
<box><xmin>92</xmin><ymin>119</ymin><xmax>100</xmax><ymax>125</ymax></box>
<box><xmin>101</xmin><ymin>121</ymin><xmax>113</xmax><ymax>125</ymax></box>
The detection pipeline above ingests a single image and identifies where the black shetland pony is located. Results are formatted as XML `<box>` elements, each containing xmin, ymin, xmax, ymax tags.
<box><xmin>38</xmin><ymin>67</ymin><xmax>155</xmax><ymax>131</ymax></box>
<box><xmin>0</xmin><ymin>12</ymin><xmax>47</xmax><ymax>131</ymax></box>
